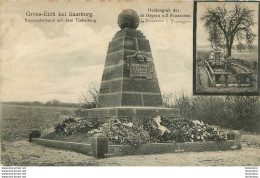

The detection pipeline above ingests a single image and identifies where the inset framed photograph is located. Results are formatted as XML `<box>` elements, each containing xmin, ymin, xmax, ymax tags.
<box><xmin>194</xmin><ymin>1</ymin><xmax>259</xmax><ymax>95</ymax></box>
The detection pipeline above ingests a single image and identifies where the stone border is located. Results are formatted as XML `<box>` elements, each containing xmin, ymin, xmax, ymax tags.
<box><xmin>109</xmin><ymin>140</ymin><xmax>238</xmax><ymax>157</ymax></box>
<box><xmin>32</xmin><ymin>138</ymin><xmax>92</xmax><ymax>155</ymax></box>
<box><xmin>32</xmin><ymin>131</ymin><xmax>242</xmax><ymax>158</ymax></box>
<box><xmin>80</xmin><ymin>107</ymin><xmax>180</xmax><ymax>119</ymax></box>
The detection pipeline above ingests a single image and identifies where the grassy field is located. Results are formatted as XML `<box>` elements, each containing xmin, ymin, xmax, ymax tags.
<box><xmin>0</xmin><ymin>104</ymin><xmax>77</xmax><ymax>141</ymax></box>
<box><xmin>232</xmin><ymin>50</ymin><xmax>258</xmax><ymax>62</ymax></box>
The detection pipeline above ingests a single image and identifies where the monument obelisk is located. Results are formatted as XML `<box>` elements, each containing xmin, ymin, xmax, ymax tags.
<box><xmin>85</xmin><ymin>9</ymin><xmax>179</xmax><ymax>119</ymax></box>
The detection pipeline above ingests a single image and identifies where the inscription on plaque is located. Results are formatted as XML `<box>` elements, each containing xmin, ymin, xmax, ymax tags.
<box><xmin>130</xmin><ymin>62</ymin><xmax>153</xmax><ymax>79</ymax></box>
<box><xmin>127</xmin><ymin>52</ymin><xmax>153</xmax><ymax>79</ymax></box>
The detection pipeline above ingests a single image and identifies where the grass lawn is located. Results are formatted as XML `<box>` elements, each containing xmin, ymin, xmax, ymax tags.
<box><xmin>0</xmin><ymin>104</ymin><xmax>77</xmax><ymax>141</ymax></box>
<box><xmin>232</xmin><ymin>50</ymin><xmax>258</xmax><ymax>62</ymax></box>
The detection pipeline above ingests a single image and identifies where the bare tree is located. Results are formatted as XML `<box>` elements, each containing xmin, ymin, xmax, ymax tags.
<box><xmin>163</xmin><ymin>91</ymin><xmax>193</xmax><ymax>120</ymax></box>
<box><xmin>162</xmin><ymin>92</ymin><xmax>174</xmax><ymax>108</ymax></box>
<box><xmin>80</xmin><ymin>81</ymin><xmax>99</xmax><ymax>108</ymax></box>
<box><xmin>201</xmin><ymin>3</ymin><xmax>256</xmax><ymax>56</ymax></box>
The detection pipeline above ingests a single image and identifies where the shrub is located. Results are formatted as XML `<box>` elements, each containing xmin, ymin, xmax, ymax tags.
<box><xmin>143</xmin><ymin>117</ymin><xmax>227</xmax><ymax>143</ymax></box>
<box><xmin>54</xmin><ymin>117</ymin><xmax>101</xmax><ymax>135</ymax></box>
<box><xmin>54</xmin><ymin>117</ymin><xmax>76</xmax><ymax>134</ymax></box>
<box><xmin>101</xmin><ymin>118</ymin><xmax>150</xmax><ymax>146</ymax></box>
<box><xmin>53</xmin><ymin>116</ymin><xmax>227</xmax><ymax>146</ymax></box>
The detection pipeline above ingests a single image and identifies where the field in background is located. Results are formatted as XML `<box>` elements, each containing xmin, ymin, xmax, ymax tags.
<box><xmin>0</xmin><ymin>104</ymin><xmax>77</xmax><ymax>141</ymax></box>
<box><xmin>231</xmin><ymin>50</ymin><xmax>258</xmax><ymax>63</ymax></box>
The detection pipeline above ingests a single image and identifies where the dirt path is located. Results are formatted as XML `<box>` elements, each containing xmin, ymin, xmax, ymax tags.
<box><xmin>1</xmin><ymin>134</ymin><xmax>259</xmax><ymax>166</ymax></box>
<box><xmin>1</xmin><ymin>141</ymin><xmax>99</xmax><ymax>166</ymax></box>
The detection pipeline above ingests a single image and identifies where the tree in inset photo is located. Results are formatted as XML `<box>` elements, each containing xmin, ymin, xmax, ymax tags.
<box><xmin>201</xmin><ymin>3</ymin><xmax>256</xmax><ymax>57</ymax></box>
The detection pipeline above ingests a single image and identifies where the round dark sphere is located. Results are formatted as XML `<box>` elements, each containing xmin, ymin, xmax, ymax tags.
<box><xmin>117</xmin><ymin>9</ymin><xmax>139</xmax><ymax>30</ymax></box>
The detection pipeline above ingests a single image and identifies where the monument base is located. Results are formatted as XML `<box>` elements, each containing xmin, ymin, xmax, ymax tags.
<box><xmin>81</xmin><ymin>107</ymin><xmax>180</xmax><ymax>119</ymax></box>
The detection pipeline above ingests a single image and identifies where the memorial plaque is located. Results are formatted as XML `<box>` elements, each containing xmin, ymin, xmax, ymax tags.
<box><xmin>129</xmin><ymin>63</ymin><xmax>153</xmax><ymax>79</ymax></box>
<box><xmin>127</xmin><ymin>52</ymin><xmax>154</xmax><ymax>79</ymax></box>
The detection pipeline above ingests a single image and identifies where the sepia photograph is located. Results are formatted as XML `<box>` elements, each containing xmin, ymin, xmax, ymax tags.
<box><xmin>0</xmin><ymin>0</ymin><xmax>259</xmax><ymax>174</ymax></box>
<box><xmin>194</xmin><ymin>1</ymin><xmax>259</xmax><ymax>95</ymax></box>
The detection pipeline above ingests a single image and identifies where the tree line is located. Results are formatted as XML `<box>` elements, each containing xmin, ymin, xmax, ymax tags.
<box><xmin>2</xmin><ymin>100</ymin><xmax>81</xmax><ymax>108</ymax></box>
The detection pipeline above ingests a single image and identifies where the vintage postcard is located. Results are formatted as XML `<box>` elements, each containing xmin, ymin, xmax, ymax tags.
<box><xmin>0</xmin><ymin>0</ymin><xmax>259</xmax><ymax>173</ymax></box>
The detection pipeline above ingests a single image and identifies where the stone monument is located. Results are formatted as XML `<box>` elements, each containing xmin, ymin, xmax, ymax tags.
<box><xmin>85</xmin><ymin>9</ymin><xmax>179</xmax><ymax>119</ymax></box>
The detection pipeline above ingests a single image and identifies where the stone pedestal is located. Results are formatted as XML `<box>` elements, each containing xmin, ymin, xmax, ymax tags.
<box><xmin>92</xmin><ymin>133</ymin><xmax>108</xmax><ymax>158</ymax></box>
<box><xmin>227</xmin><ymin>130</ymin><xmax>242</xmax><ymax>149</ymax></box>
<box><xmin>97</xmin><ymin>29</ymin><xmax>164</xmax><ymax>108</ymax></box>
<box><xmin>82</xmin><ymin>106</ymin><xmax>180</xmax><ymax>119</ymax></box>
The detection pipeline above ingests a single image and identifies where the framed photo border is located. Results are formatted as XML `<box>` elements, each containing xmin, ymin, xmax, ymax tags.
<box><xmin>193</xmin><ymin>0</ymin><xmax>260</xmax><ymax>96</ymax></box>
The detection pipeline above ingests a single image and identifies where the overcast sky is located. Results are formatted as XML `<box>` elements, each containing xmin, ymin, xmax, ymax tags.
<box><xmin>2</xmin><ymin>1</ymin><xmax>257</xmax><ymax>103</ymax></box>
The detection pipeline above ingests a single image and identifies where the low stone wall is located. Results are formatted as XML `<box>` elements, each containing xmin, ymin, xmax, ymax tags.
<box><xmin>204</xmin><ymin>60</ymin><xmax>253</xmax><ymax>87</ymax></box>
<box><xmin>32</xmin><ymin>138</ymin><xmax>92</xmax><ymax>155</ymax></box>
<box><xmin>108</xmin><ymin>140</ymin><xmax>237</xmax><ymax>156</ymax></box>
<box><xmin>32</xmin><ymin>131</ymin><xmax>242</xmax><ymax>158</ymax></box>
